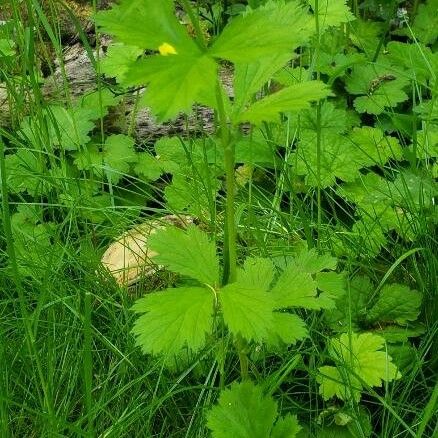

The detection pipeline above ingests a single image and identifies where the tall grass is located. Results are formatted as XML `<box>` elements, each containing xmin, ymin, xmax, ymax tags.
<box><xmin>0</xmin><ymin>1</ymin><xmax>436</xmax><ymax>437</ymax></box>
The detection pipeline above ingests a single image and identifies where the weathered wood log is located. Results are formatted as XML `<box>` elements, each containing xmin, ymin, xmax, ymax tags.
<box><xmin>1</xmin><ymin>40</ymin><xmax>233</xmax><ymax>141</ymax></box>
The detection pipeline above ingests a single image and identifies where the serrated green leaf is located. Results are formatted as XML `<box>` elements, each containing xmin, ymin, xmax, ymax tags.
<box><xmin>316</xmin><ymin>272</ymin><xmax>346</xmax><ymax>300</ymax></box>
<box><xmin>318</xmin><ymin>332</ymin><xmax>401</xmax><ymax>402</ymax></box>
<box><xmin>271</xmin><ymin>265</ymin><xmax>329</xmax><ymax>310</ymax></box>
<box><xmin>49</xmin><ymin>106</ymin><xmax>95</xmax><ymax>150</ymax></box>
<box><xmin>308</xmin><ymin>0</ymin><xmax>355</xmax><ymax>32</ymax></box>
<box><xmin>100</xmin><ymin>43</ymin><xmax>144</xmax><ymax>85</ymax></box>
<box><xmin>350</xmin><ymin>126</ymin><xmax>403</xmax><ymax>166</ymax></box>
<box><xmin>95</xmin><ymin>0</ymin><xmax>193</xmax><ymax>51</ymax></box>
<box><xmin>271</xmin><ymin>414</ymin><xmax>302</xmax><ymax>438</ymax></box>
<box><xmin>132</xmin><ymin>286</ymin><xmax>214</xmax><ymax>356</ymax></box>
<box><xmin>345</xmin><ymin>63</ymin><xmax>410</xmax><ymax>115</ymax></box>
<box><xmin>236</xmin><ymin>81</ymin><xmax>331</xmax><ymax>125</ymax></box>
<box><xmin>367</xmin><ymin>284</ymin><xmax>422</xmax><ymax>325</ymax></box>
<box><xmin>293</xmin><ymin>132</ymin><xmax>362</xmax><ymax>187</ymax></box>
<box><xmin>233</xmin><ymin>53</ymin><xmax>291</xmax><ymax>114</ymax></box>
<box><xmin>220</xmin><ymin>282</ymin><xmax>274</xmax><ymax>342</ymax></box>
<box><xmin>103</xmin><ymin>134</ymin><xmax>138</xmax><ymax>184</ymax></box>
<box><xmin>292</xmin><ymin>248</ymin><xmax>337</xmax><ymax>274</ymax></box>
<box><xmin>237</xmin><ymin>257</ymin><xmax>275</xmax><ymax>291</ymax></box>
<box><xmin>134</xmin><ymin>152</ymin><xmax>163</xmax><ymax>181</ymax></box>
<box><xmin>210</xmin><ymin>1</ymin><xmax>313</xmax><ymax>63</ymax></box>
<box><xmin>78</xmin><ymin>89</ymin><xmax>122</xmax><ymax>120</ymax></box>
<box><xmin>207</xmin><ymin>381</ymin><xmax>277</xmax><ymax>438</ymax></box>
<box><xmin>267</xmin><ymin>313</ymin><xmax>308</xmax><ymax>347</ymax></box>
<box><xmin>325</xmin><ymin>275</ymin><xmax>373</xmax><ymax>333</ymax></box>
<box><xmin>149</xmin><ymin>225</ymin><xmax>219</xmax><ymax>286</ymax></box>
<box><xmin>126</xmin><ymin>51</ymin><xmax>218</xmax><ymax>121</ymax></box>
<box><xmin>5</xmin><ymin>149</ymin><xmax>46</xmax><ymax>195</ymax></box>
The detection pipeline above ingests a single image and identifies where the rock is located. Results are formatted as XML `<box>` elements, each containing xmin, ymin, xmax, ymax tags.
<box><xmin>100</xmin><ymin>214</ymin><xmax>194</xmax><ymax>286</ymax></box>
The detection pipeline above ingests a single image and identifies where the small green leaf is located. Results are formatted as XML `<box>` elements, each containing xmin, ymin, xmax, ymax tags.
<box><xmin>149</xmin><ymin>225</ymin><xmax>220</xmax><ymax>286</ymax></box>
<box><xmin>132</xmin><ymin>286</ymin><xmax>214</xmax><ymax>356</ymax></box>
<box><xmin>345</xmin><ymin>63</ymin><xmax>409</xmax><ymax>115</ymax></box>
<box><xmin>100</xmin><ymin>43</ymin><xmax>144</xmax><ymax>85</ymax></box>
<box><xmin>316</xmin><ymin>272</ymin><xmax>346</xmax><ymax>300</ymax></box>
<box><xmin>293</xmin><ymin>132</ymin><xmax>362</xmax><ymax>187</ymax></box>
<box><xmin>318</xmin><ymin>332</ymin><xmax>401</xmax><ymax>402</ymax></box>
<box><xmin>103</xmin><ymin>134</ymin><xmax>138</xmax><ymax>184</ymax></box>
<box><xmin>410</xmin><ymin>0</ymin><xmax>438</xmax><ymax>45</ymax></box>
<box><xmin>220</xmin><ymin>283</ymin><xmax>274</xmax><ymax>342</ymax></box>
<box><xmin>207</xmin><ymin>381</ymin><xmax>301</xmax><ymax>438</ymax></box>
<box><xmin>292</xmin><ymin>248</ymin><xmax>337</xmax><ymax>274</ymax></box>
<box><xmin>236</xmin><ymin>81</ymin><xmax>331</xmax><ymax>125</ymax></box>
<box><xmin>134</xmin><ymin>152</ymin><xmax>163</xmax><ymax>181</ymax></box>
<box><xmin>366</xmin><ymin>284</ymin><xmax>422</xmax><ymax>325</ymax></box>
<box><xmin>308</xmin><ymin>0</ymin><xmax>355</xmax><ymax>33</ymax></box>
<box><xmin>233</xmin><ymin>53</ymin><xmax>291</xmax><ymax>114</ymax></box>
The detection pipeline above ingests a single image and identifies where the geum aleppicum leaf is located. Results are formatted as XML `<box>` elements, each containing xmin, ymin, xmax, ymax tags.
<box><xmin>366</xmin><ymin>284</ymin><xmax>422</xmax><ymax>325</ymax></box>
<box><xmin>317</xmin><ymin>332</ymin><xmax>401</xmax><ymax>402</ymax></box>
<box><xmin>97</xmin><ymin>0</ymin><xmax>218</xmax><ymax>121</ymax></box>
<box><xmin>345</xmin><ymin>63</ymin><xmax>410</xmax><ymax>115</ymax></box>
<box><xmin>148</xmin><ymin>225</ymin><xmax>220</xmax><ymax>286</ymax></box>
<box><xmin>210</xmin><ymin>1</ymin><xmax>314</xmax><ymax>63</ymax></box>
<box><xmin>206</xmin><ymin>381</ymin><xmax>302</xmax><ymax>438</ymax></box>
<box><xmin>132</xmin><ymin>287</ymin><xmax>214</xmax><ymax>356</ymax></box>
<box><xmin>308</xmin><ymin>0</ymin><xmax>355</xmax><ymax>33</ymax></box>
<box><xmin>95</xmin><ymin>0</ymin><xmax>192</xmax><ymax>51</ymax></box>
<box><xmin>125</xmin><ymin>52</ymin><xmax>218</xmax><ymax>121</ymax></box>
<box><xmin>235</xmin><ymin>81</ymin><xmax>332</xmax><ymax>125</ymax></box>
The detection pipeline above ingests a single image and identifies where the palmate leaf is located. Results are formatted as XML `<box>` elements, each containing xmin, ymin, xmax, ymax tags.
<box><xmin>148</xmin><ymin>225</ymin><xmax>220</xmax><ymax>286</ymax></box>
<box><xmin>210</xmin><ymin>0</ymin><xmax>313</xmax><ymax>63</ymax></box>
<box><xmin>207</xmin><ymin>381</ymin><xmax>302</xmax><ymax>438</ymax></box>
<box><xmin>236</xmin><ymin>81</ymin><xmax>331</xmax><ymax>125</ymax></box>
<box><xmin>350</xmin><ymin>127</ymin><xmax>403</xmax><ymax>166</ymax></box>
<box><xmin>293</xmin><ymin>132</ymin><xmax>363</xmax><ymax>188</ymax></box>
<box><xmin>318</xmin><ymin>332</ymin><xmax>401</xmax><ymax>402</ymax></box>
<box><xmin>132</xmin><ymin>287</ymin><xmax>214</xmax><ymax>356</ymax></box>
<box><xmin>345</xmin><ymin>63</ymin><xmax>410</xmax><ymax>115</ymax></box>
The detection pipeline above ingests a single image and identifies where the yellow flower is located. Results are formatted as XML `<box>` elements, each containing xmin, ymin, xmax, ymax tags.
<box><xmin>158</xmin><ymin>42</ymin><xmax>177</xmax><ymax>56</ymax></box>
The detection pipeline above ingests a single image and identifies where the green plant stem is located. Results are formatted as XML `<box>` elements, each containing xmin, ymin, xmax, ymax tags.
<box><xmin>215</xmin><ymin>83</ymin><xmax>237</xmax><ymax>285</ymax></box>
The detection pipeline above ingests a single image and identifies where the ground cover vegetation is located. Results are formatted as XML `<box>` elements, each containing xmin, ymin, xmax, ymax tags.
<box><xmin>0</xmin><ymin>0</ymin><xmax>437</xmax><ymax>436</ymax></box>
